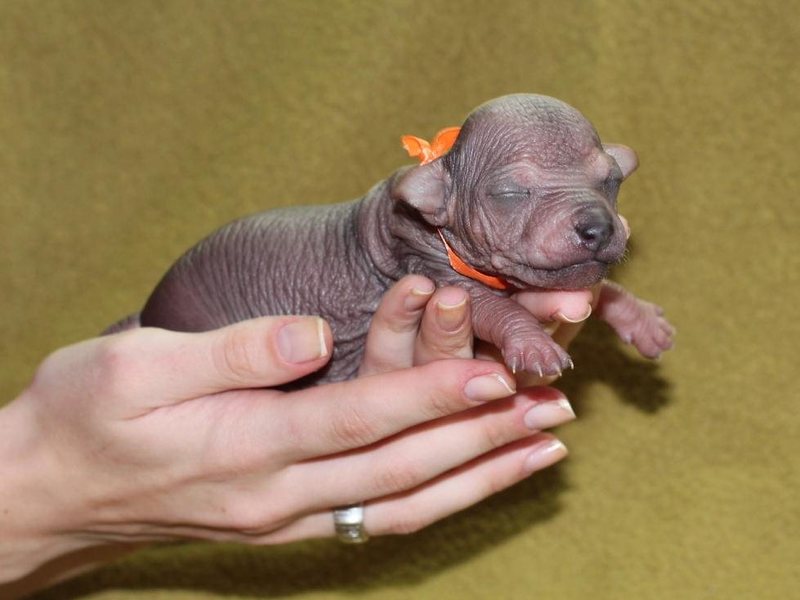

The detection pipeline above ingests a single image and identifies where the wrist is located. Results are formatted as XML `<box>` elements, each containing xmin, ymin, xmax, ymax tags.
<box><xmin>0</xmin><ymin>396</ymin><xmax>88</xmax><ymax>583</ymax></box>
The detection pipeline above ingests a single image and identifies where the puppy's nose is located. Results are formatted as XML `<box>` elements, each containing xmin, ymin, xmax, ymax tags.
<box><xmin>575</xmin><ymin>207</ymin><xmax>614</xmax><ymax>252</ymax></box>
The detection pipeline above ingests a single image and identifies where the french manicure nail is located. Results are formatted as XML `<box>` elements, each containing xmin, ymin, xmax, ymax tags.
<box><xmin>523</xmin><ymin>439</ymin><xmax>568</xmax><ymax>473</ymax></box>
<box><xmin>523</xmin><ymin>398</ymin><xmax>576</xmax><ymax>430</ymax></box>
<box><xmin>620</xmin><ymin>215</ymin><xmax>631</xmax><ymax>240</ymax></box>
<box><xmin>553</xmin><ymin>306</ymin><xmax>592</xmax><ymax>323</ymax></box>
<box><xmin>277</xmin><ymin>318</ymin><xmax>328</xmax><ymax>363</ymax></box>
<box><xmin>464</xmin><ymin>373</ymin><xmax>516</xmax><ymax>402</ymax></box>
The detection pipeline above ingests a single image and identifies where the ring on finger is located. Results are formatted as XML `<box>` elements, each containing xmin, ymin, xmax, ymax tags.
<box><xmin>333</xmin><ymin>503</ymin><xmax>369</xmax><ymax>544</ymax></box>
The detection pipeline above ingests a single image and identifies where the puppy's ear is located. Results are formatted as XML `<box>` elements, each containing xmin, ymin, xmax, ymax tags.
<box><xmin>391</xmin><ymin>160</ymin><xmax>451</xmax><ymax>227</ymax></box>
<box><xmin>604</xmin><ymin>144</ymin><xmax>639</xmax><ymax>179</ymax></box>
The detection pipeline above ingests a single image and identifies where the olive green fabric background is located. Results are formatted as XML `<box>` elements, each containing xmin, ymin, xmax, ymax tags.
<box><xmin>1</xmin><ymin>0</ymin><xmax>798</xmax><ymax>598</ymax></box>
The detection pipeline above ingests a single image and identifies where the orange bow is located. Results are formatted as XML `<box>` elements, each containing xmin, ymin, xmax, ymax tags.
<box><xmin>401</xmin><ymin>127</ymin><xmax>461</xmax><ymax>165</ymax></box>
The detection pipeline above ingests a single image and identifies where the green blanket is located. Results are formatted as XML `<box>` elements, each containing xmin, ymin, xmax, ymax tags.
<box><xmin>1</xmin><ymin>1</ymin><xmax>797</xmax><ymax>598</ymax></box>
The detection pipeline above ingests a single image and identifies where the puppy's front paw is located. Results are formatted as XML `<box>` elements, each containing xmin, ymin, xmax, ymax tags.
<box><xmin>502</xmin><ymin>336</ymin><xmax>572</xmax><ymax>377</ymax></box>
<box><xmin>620</xmin><ymin>302</ymin><xmax>675</xmax><ymax>359</ymax></box>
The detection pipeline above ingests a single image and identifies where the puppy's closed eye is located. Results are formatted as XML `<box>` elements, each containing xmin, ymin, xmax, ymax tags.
<box><xmin>488</xmin><ymin>187</ymin><xmax>531</xmax><ymax>200</ymax></box>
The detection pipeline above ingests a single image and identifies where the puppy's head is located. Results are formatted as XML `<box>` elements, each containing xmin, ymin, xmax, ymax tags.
<box><xmin>393</xmin><ymin>94</ymin><xmax>637</xmax><ymax>290</ymax></box>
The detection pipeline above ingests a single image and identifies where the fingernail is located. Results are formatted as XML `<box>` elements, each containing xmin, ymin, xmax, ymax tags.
<box><xmin>464</xmin><ymin>373</ymin><xmax>516</xmax><ymax>402</ymax></box>
<box><xmin>277</xmin><ymin>318</ymin><xmax>328</xmax><ymax>363</ymax></box>
<box><xmin>436</xmin><ymin>292</ymin><xmax>468</xmax><ymax>332</ymax></box>
<box><xmin>553</xmin><ymin>306</ymin><xmax>592</xmax><ymax>323</ymax></box>
<box><xmin>523</xmin><ymin>398</ymin><xmax>576</xmax><ymax>430</ymax></box>
<box><xmin>405</xmin><ymin>281</ymin><xmax>435</xmax><ymax>310</ymax></box>
<box><xmin>619</xmin><ymin>215</ymin><xmax>631</xmax><ymax>239</ymax></box>
<box><xmin>523</xmin><ymin>439</ymin><xmax>568</xmax><ymax>473</ymax></box>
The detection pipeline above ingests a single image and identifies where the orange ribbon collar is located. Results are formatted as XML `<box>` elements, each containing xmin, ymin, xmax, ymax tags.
<box><xmin>437</xmin><ymin>229</ymin><xmax>511</xmax><ymax>291</ymax></box>
<box><xmin>401</xmin><ymin>127</ymin><xmax>511</xmax><ymax>291</ymax></box>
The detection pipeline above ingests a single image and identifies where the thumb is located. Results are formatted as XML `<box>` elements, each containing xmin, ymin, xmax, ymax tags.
<box><xmin>130</xmin><ymin>316</ymin><xmax>332</xmax><ymax>404</ymax></box>
<box><xmin>183</xmin><ymin>316</ymin><xmax>332</xmax><ymax>396</ymax></box>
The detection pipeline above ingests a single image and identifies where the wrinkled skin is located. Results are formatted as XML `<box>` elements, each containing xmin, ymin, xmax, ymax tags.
<box><xmin>133</xmin><ymin>94</ymin><xmax>674</xmax><ymax>381</ymax></box>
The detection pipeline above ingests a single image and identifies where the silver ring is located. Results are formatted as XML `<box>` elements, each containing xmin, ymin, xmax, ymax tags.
<box><xmin>333</xmin><ymin>503</ymin><xmax>369</xmax><ymax>544</ymax></box>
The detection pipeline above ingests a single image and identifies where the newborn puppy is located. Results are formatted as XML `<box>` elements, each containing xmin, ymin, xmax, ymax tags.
<box><xmin>131</xmin><ymin>94</ymin><xmax>674</xmax><ymax>383</ymax></box>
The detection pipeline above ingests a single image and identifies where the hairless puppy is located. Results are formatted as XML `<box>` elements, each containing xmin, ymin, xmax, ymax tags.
<box><xmin>128</xmin><ymin>94</ymin><xmax>674</xmax><ymax>384</ymax></box>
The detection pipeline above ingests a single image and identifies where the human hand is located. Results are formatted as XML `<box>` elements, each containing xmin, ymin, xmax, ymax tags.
<box><xmin>0</xmin><ymin>276</ymin><xmax>574</xmax><ymax>592</ymax></box>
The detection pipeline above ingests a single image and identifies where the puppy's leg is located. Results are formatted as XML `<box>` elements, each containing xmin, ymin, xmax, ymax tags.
<box><xmin>594</xmin><ymin>280</ymin><xmax>675</xmax><ymax>358</ymax></box>
<box><xmin>470</xmin><ymin>289</ymin><xmax>572</xmax><ymax>377</ymax></box>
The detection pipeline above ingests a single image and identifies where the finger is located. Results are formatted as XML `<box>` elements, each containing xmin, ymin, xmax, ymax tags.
<box><xmin>178</xmin><ymin>316</ymin><xmax>332</xmax><ymax>396</ymax></box>
<box><xmin>255</xmin><ymin>433</ymin><xmax>567</xmax><ymax>544</ymax></box>
<box><xmin>359</xmin><ymin>275</ymin><xmax>435</xmax><ymax>376</ymax></box>
<box><xmin>273</xmin><ymin>360</ymin><xmax>516</xmax><ymax>461</ymax></box>
<box><xmin>95</xmin><ymin>316</ymin><xmax>333</xmax><ymax>406</ymax></box>
<box><xmin>361</xmin><ymin>433</ymin><xmax>567</xmax><ymax>537</ymax></box>
<box><xmin>619</xmin><ymin>214</ymin><xmax>631</xmax><ymax>239</ymax></box>
<box><xmin>514</xmin><ymin>370</ymin><xmax>562</xmax><ymax>388</ymax></box>
<box><xmin>290</xmin><ymin>388</ymin><xmax>574</xmax><ymax>509</ymax></box>
<box><xmin>413</xmin><ymin>286</ymin><xmax>474</xmax><ymax>364</ymax></box>
<box><xmin>513</xmin><ymin>288</ymin><xmax>595</xmax><ymax>324</ymax></box>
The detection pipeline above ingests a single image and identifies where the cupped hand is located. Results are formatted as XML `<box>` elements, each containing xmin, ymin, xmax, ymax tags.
<box><xmin>0</xmin><ymin>276</ymin><xmax>577</xmax><ymax>590</ymax></box>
